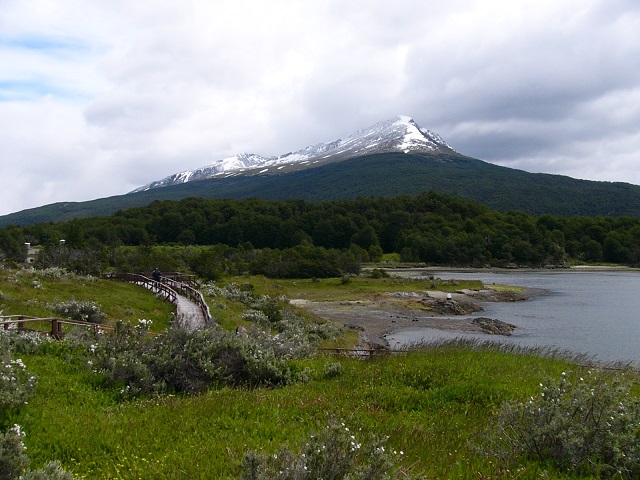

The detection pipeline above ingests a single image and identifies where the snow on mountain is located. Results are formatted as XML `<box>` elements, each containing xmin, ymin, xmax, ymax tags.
<box><xmin>131</xmin><ymin>116</ymin><xmax>453</xmax><ymax>192</ymax></box>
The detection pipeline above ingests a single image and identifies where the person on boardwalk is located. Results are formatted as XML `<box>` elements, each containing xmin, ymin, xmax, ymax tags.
<box><xmin>152</xmin><ymin>268</ymin><xmax>162</xmax><ymax>282</ymax></box>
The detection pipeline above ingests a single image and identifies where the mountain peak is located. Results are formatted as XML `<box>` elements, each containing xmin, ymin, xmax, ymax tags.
<box><xmin>131</xmin><ymin>116</ymin><xmax>453</xmax><ymax>192</ymax></box>
<box><xmin>346</xmin><ymin>115</ymin><xmax>452</xmax><ymax>154</ymax></box>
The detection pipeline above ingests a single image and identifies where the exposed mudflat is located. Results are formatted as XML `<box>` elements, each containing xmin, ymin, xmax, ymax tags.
<box><xmin>291</xmin><ymin>287</ymin><xmax>542</xmax><ymax>348</ymax></box>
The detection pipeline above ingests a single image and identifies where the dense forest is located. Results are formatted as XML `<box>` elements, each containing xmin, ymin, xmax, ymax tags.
<box><xmin>1</xmin><ymin>191</ymin><xmax>639</xmax><ymax>278</ymax></box>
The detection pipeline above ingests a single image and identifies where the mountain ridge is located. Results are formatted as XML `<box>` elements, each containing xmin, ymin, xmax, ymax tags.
<box><xmin>3</xmin><ymin>115</ymin><xmax>640</xmax><ymax>226</ymax></box>
<box><xmin>3</xmin><ymin>151</ymin><xmax>640</xmax><ymax>227</ymax></box>
<box><xmin>131</xmin><ymin>115</ymin><xmax>455</xmax><ymax>192</ymax></box>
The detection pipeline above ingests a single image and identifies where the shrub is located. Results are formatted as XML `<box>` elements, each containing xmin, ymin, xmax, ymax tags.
<box><xmin>322</xmin><ymin>362</ymin><xmax>343</xmax><ymax>379</ymax></box>
<box><xmin>0</xmin><ymin>425</ymin><xmax>74</xmax><ymax>480</ymax></box>
<box><xmin>7</xmin><ymin>267</ymin><xmax>96</xmax><ymax>283</ymax></box>
<box><xmin>0</xmin><ymin>337</ymin><xmax>71</xmax><ymax>480</ymax></box>
<box><xmin>0</xmin><ymin>353</ymin><xmax>37</xmax><ymax>418</ymax></box>
<box><xmin>489</xmin><ymin>371</ymin><xmax>640</xmax><ymax>478</ymax></box>
<box><xmin>20</xmin><ymin>461</ymin><xmax>75</xmax><ymax>480</ymax></box>
<box><xmin>205</xmin><ymin>282</ymin><xmax>339</xmax><ymax>351</ymax></box>
<box><xmin>240</xmin><ymin>421</ymin><xmax>410</xmax><ymax>480</ymax></box>
<box><xmin>367</xmin><ymin>268</ymin><xmax>390</xmax><ymax>279</ymax></box>
<box><xmin>48</xmin><ymin>299</ymin><xmax>106</xmax><ymax>324</ymax></box>
<box><xmin>201</xmin><ymin>282</ymin><xmax>254</xmax><ymax>304</ymax></box>
<box><xmin>85</xmin><ymin>323</ymin><xmax>306</xmax><ymax>398</ymax></box>
<box><xmin>0</xmin><ymin>425</ymin><xmax>29</xmax><ymax>480</ymax></box>
<box><xmin>1</xmin><ymin>336</ymin><xmax>37</xmax><ymax>426</ymax></box>
<box><xmin>0</xmin><ymin>330</ymin><xmax>53</xmax><ymax>355</ymax></box>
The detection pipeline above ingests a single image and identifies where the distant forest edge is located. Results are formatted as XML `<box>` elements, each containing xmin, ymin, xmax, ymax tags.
<box><xmin>4</xmin><ymin>152</ymin><xmax>640</xmax><ymax>227</ymax></box>
<box><xmin>2</xmin><ymin>191</ymin><xmax>640</xmax><ymax>277</ymax></box>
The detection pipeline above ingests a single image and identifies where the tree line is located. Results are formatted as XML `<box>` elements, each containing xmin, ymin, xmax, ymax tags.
<box><xmin>1</xmin><ymin>191</ymin><xmax>640</xmax><ymax>277</ymax></box>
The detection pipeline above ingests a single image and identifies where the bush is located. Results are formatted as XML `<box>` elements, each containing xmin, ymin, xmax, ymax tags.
<box><xmin>205</xmin><ymin>282</ymin><xmax>339</xmax><ymax>352</ymax></box>
<box><xmin>85</xmin><ymin>322</ymin><xmax>306</xmax><ymax>398</ymax></box>
<box><xmin>0</xmin><ymin>425</ymin><xmax>28</xmax><ymax>480</ymax></box>
<box><xmin>367</xmin><ymin>268</ymin><xmax>389</xmax><ymax>279</ymax></box>
<box><xmin>0</xmin><ymin>353</ymin><xmax>36</xmax><ymax>420</ymax></box>
<box><xmin>0</xmin><ymin>425</ymin><xmax>74</xmax><ymax>480</ymax></box>
<box><xmin>240</xmin><ymin>421</ymin><xmax>410</xmax><ymax>480</ymax></box>
<box><xmin>0</xmin><ymin>337</ymin><xmax>72</xmax><ymax>480</ymax></box>
<box><xmin>48</xmin><ymin>299</ymin><xmax>106</xmax><ymax>324</ymax></box>
<box><xmin>322</xmin><ymin>362</ymin><xmax>343</xmax><ymax>379</ymax></box>
<box><xmin>489</xmin><ymin>371</ymin><xmax>640</xmax><ymax>477</ymax></box>
<box><xmin>20</xmin><ymin>461</ymin><xmax>75</xmax><ymax>480</ymax></box>
<box><xmin>0</xmin><ymin>330</ymin><xmax>54</xmax><ymax>355</ymax></box>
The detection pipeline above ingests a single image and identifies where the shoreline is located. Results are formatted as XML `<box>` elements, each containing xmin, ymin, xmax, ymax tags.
<box><xmin>295</xmin><ymin>284</ymin><xmax>547</xmax><ymax>349</ymax></box>
<box><xmin>382</xmin><ymin>265</ymin><xmax>639</xmax><ymax>273</ymax></box>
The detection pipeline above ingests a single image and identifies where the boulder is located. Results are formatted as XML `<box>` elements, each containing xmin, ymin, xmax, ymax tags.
<box><xmin>471</xmin><ymin>317</ymin><xmax>516</xmax><ymax>336</ymax></box>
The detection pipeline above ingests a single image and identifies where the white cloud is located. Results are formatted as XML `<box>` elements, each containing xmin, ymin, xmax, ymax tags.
<box><xmin>1</xmin><ymin>0</ymin><xmax>640</xmax><ymax>216</ymax></box>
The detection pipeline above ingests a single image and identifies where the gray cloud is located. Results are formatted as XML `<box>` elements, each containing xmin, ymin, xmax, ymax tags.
<box><xmin>1</xmin><ymin>0</ymin><xmax>640</xmax><ymax>216</ymax></box>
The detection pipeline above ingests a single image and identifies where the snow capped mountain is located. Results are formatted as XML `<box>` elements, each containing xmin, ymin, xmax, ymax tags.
<box><xmin>131</xmin><ymin>116</ymin><xmax>454</xmax><ymax>192</ymax></box>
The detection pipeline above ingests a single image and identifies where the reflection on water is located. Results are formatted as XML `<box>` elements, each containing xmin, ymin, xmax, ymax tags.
<box><xmin>385</xmin><ymin>269</ymin><xmax>640</xmax><ymax>365</ymax></box>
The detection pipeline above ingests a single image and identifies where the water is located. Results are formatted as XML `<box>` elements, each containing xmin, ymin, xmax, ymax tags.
<box><xmin>386</xmin><ymin>269</ymin><xmax>640</xmax><ymax>365</ymax></box>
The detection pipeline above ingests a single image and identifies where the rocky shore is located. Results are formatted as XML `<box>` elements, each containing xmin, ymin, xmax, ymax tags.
<box><xmin>291</xmin><ymin>286</ymin><xmax>542</xmax><ymax>349</ymax></box>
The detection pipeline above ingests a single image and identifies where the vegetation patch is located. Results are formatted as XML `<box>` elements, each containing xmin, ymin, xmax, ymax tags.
<box><xmin>0</xmin><ymin>267</ymin><xmax>174</xmax><ymax>332</ymax></box>
<box><xmin>487</xmin><ymin>370</ymin><xmax>640</xmax><ymax>478</ymax></box>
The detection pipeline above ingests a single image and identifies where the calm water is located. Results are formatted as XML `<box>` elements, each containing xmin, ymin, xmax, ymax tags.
<box><xmin>386</xmin><ymin>269</ymin><xmax>640</xmax><ymax>365</ymax></box>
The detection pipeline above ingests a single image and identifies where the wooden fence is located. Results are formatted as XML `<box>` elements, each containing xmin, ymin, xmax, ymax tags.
<box><xmin>102</xmin><ymin>272</ymin><xmax>178</xmax><ymax>304</ymax></box>
<box><xmin>141</xmin><ymin>271</ymin><xmax>199</xmax><ymax>288</ymax></box>
<box><xmin>318</xmin><ymin>347</ymin><xmax>405</xmax><ymax>356</ymax></box>
<box><xmin>0</xmin><ymin>315</ymin><xmax>140</xmax><ymax>339</ymax></box>
<box><xmin>162</xmin><ymin>277</ymin><xmax>212</xmax><ymax>324</ymax></box>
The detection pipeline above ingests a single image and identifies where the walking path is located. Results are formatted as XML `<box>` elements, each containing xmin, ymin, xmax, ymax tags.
<box><xmin>174</xmin><ymin>294</ymin><xmax>207</xmax><ymax>331</ymax></box>
<box><xmin>108</xmin><ymin>273</ymin><xmax>210</xmax><ymax>331</ymax></box>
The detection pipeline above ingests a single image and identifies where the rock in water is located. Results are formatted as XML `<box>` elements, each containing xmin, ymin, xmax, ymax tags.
<box><xmin>471</xmin><ymin>317</ymin><xmax>516</xmax><ymax>336</ymax></box>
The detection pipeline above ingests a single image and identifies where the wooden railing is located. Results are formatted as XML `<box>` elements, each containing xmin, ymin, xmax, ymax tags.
<box><xmin>141</xmin><ymin>271</ymin><xmax>199</xmax><ymax>288</ymax></box>
<box><xmin>318</xmin><ymin>347</ymin><xmax>399</xmax><ymax>356</ymax></box>
<box><xmin>102</xmin><ymin>272</ymin><xmax>178</xmax><ymax>305</ymax></box>
<box><xmin>0</xmin><ymin>315</ymin><xmax>155</xmax><ymax>339</ymax></box>
<box><xmin>162</xmin><ymin>277</ymin><xmax>212</xmax><ymax>325</ymax></box>
<box><xmin>103</xmin><ymin>272</ymin><xmax>212</xmax><ymax>325</ymax></box>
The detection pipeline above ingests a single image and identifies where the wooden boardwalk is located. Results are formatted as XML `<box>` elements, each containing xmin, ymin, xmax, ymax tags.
<box><xmin>174</xmin><ymin>294</ymin><xmax>207</xmax><ymax>330</ymax></box>
<box><xmin>103</xmin><ymin>273</ymin><xmax>211</xmax><ymax>331</ymax></box>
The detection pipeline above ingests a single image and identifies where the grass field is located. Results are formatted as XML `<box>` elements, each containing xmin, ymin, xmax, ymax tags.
<box><xmin>18</xmin><ymin>343</ymin><xmax>594</xmax><ymax>479</ymax></box>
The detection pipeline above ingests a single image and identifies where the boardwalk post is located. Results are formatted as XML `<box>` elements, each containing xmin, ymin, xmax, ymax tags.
<box><xmin>50</xmin><ymin>318</ymin><xmax>64</xmax><ymax>339</ymax></box>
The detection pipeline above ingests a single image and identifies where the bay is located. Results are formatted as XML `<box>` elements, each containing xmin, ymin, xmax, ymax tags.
<box><xmin>386</xmin><ymin>268</ymin><xmax>640</xmax><ymax>366</ymax></box>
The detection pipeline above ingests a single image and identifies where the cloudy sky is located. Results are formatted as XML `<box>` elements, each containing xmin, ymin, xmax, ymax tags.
<box><xmin>1</xmin><ymin>0</ymin><xmax>640</xmax><ymax>217</ymax></box>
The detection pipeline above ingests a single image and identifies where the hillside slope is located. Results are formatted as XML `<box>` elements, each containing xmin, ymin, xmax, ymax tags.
<box><xmin>2</xmin><ymin>152</ymin><xmax>640</xmax><ymax>226</ymax></box>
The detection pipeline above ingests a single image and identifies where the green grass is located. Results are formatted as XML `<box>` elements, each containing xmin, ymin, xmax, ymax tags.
<box><xmin>16</xmin><ymin>343</ymin><xmax>599</xmax><ymax>479</ymax></box>
<box><xmin>485</xmin><ymin>284</ymin><xmax>526</xmax><ymax>293</ymax></box>
<box><xmin>229</xmin><ymin>275</ymin><xmax>484</xmax><ymax>302</ymax></box>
